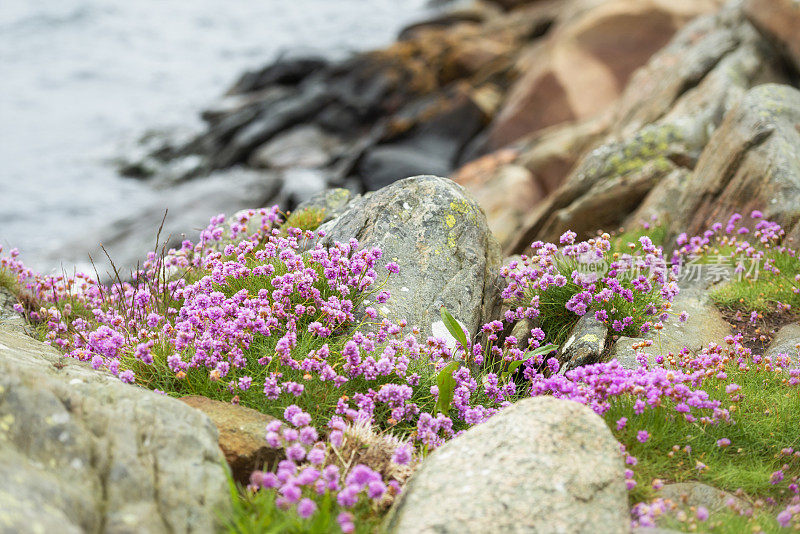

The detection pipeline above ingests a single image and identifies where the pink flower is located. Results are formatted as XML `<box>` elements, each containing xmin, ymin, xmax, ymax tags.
<box><xmin>297</xmin><ymin>498</ymin><xmax>316</xmax><ymax>519</ymax></box>
<box><xmin>697</xmin><ymin>506</ymin><xmax>709</xmax><ymax>521</ymax></box>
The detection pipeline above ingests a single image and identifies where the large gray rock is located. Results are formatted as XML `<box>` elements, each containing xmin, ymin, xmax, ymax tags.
<box><xmin>509</xmin><ymin>3</ymin><xmax>788</xmax><ymax>252</ymax></box>
<box><xmin>317</xmin><ymin>175</ymin><xmax>502</xmax><ymax>339</ymax></box>
<box><xmin>0</xmin><ymin>321</ymin><xmax>231</xmax><ymax>533</ymax></box>
<box><xmin>383</xmin><ymin>396</ymin><xmax>628</xmax><ymax>533</ymax></box>
<box><xmin>674</xmin><ymin>83</ymin><xmax>800</xmax><ymax>241</ymax></box>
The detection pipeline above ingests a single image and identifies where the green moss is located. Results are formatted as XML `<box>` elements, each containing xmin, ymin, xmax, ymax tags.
<box><xmin>591</xmin><ymin>124</ymin><xmax>682</xmax><ymax>180</ymax></box>
<box><xmin>281</xmin><ymin>207</ymin><xmax>327</xmax><ymax>234</ymax></box>
<box><xmin>610</xmin><ymin>224</ymin><xmax>667</xmax><ymax>255</ymax></box>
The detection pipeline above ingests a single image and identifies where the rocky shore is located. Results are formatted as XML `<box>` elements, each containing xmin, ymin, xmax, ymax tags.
<box><xmin>4</xmin><ymin>0</ymin><xmax>800</xmax><ymax>532</ymax></box>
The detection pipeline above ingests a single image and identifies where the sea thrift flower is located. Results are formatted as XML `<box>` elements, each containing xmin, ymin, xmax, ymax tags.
<box><xmin>637</xmin><ymin>431</ymin><xmax>650</xmax><ymax>443</ymax></box>
<box><xmin>297</xmin><ymin>498</ymin><xmax>316</xmax><ymax>519</ymax></box>
<box><xmin>696</xmin><ymin>506</ymin><xmax>709</xmax><ymax>521</ymax></box>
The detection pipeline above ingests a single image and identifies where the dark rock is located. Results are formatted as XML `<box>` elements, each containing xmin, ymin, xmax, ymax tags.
<box><xmin>279</xmin><ymin>168</ymin><xmax>328</xmax><ymax>206</ymax></box>
<box><xmin>226</xmin><ymin>55</ymin><xmax>327</xmax><ymax>96</ymax></box>
<box><xmin>359</xmin><ymin>88</ymin><xmax>487</xmax><ymax>190</ymax></box>
<box><xmin>248</xmin><ymin>125</ymin><xmax>344</xmax><ymax>169</ymax></box>
<box><xmin>559</xmin><ymin>313</ymin><xmax>608</xmax><ymax>373</ymax></box>
<box><xmin>211</xmin><ymin>86</ymin><xmax>333</xmax><ymax>168</ymax></box>
<box><xmin>359</xmin><ymin>145</ymin><xmax>453</xmax><ymax>190</ymax></box>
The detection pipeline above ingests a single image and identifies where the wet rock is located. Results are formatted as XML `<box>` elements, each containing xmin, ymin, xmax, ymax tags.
<box><xmin>226</xmin><ymin>55</ymin><xmax>327</xmax><ymax>96</ymax></box>
<box><xmin>248</xmin><ymin>125</ymin><xmax>344</xmax><ymax>169</ymax></box>
<box><xmin>179</xmin><ymin>396</ymin><xmax>280</xmax><ymax>486</ymax></box>
<box><xmin>744</xmin><ymin>0</ymin><xmax>800</xmax><ymax>74</ymax></box>
<box><xmin>359</xmin><ymin>146</ymin><xmax>453</xmax><ymax>191</ymax></box>
<box><xmin>0</xmin><ymin>324</ymin><xmax>230</xmax><ymax>533</ymax></box>
<box><xmin>674</xmin><ymin>84</ymin><xmax>800</xmax><ymax>241</ymax></box>
<box><xmin>382</xmin><ymin>396</ymin><xmax>628</xmax><ymax>533</ymax></box>
<box><xmin>399</xmin><ymin>1</ymin><xmax>503</xmax><ymax>39</ymax></box>
<box><xmin>279</xmin><ymin>168</ymin><xmax>328</xmax><ymax>206</ymax></box>
<box><xmin>359</xmin><ymin>87</ymin><xmax>487</xmax><ymax>190</ymax></box>
<box><xmin>764</xmin><ymin>323</ymin><xmax>800</xmax><ymax>365</ymax></box>
<box><xmin>211</xmin><ymin>85</ymin><xmax>333</xmax><ymax>168</ymax></box>
<box><xmin>316</xmin><ymin>175</ymin><xmax>502</xmax><ymax>339</ymax></box>
<box><xmin>559</xmin><ymin>313</ymin><xmax>608</xmax><ymax>373</ymax></box>
<box><xmin>486</xmin><ymin>0</ymin><xmax>720</xmax><ymax>148</ymax></box>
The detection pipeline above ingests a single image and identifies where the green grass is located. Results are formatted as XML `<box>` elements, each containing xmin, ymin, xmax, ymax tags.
<box><xmin>610</xmin><ymin>223</ymin><xmax>667</xmax><ymax>255</ymax></box>
<box><xmin>709</xmin><ymin>250</ymin><xmax>800</xmax><ymax>313</ymax></box>
<box><xmin>605</xmin><ymin>361</ymin><xmax>800</xmax><ymax>528</ymax></box>
<box><xmin>223</xmin><ymin>477</ymin><xmax>380</xmax><ymax>534</ymax></box>
<box><xmin>658</xmin><ymin>508</ymin><xmax>786</xmax><ymax>534</ymax></box>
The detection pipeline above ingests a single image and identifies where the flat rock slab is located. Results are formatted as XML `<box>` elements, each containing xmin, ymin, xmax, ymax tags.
<box><xmin>560</xmin><ymin>312</ymin><xmax>609</xmax><ymax>373</ymax></box>
<box><xmin>765</xmin><ymin>322</ymin><xmax>800</xmax><ymax>367</ymax></box>
<box><xmin>658</xmin><ymin>482</ymin><xmax>745</xmax><ymax>514</ymax></box>
<box><xmin>383</xmin><ymin>396</ymin><xmax>628</xmax><ymax>534</ymax></box>
<box><xmin>180</xmin><ymin>395</ymin><xmax>280</xmax><ymax>485</ymax></box>
<box><xmin>0</xmin><ymin>323</ymin><xmax>230</xmax><ymax>533</ymax></box>
<box><xmin>612</xmin><ymin>285</ymin><xmax>731</xmax><ymax>369</ymax></box>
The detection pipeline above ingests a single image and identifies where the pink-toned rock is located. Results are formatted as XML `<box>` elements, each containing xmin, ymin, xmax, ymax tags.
<box><xmin>744</xmin><ymin>0</ymin><xmax>800</xmax><ymax>73</ymax></box>
<box><xmin>180</xmin><ymin>396</ymin><xmax>280</xmax><ymax>485</ymax></box>
<box><xmin>487</xmin><ymin>0</ymin><xmax>721</xmax><ymax>149</ymax></box>
<box><xmin>453</xmin><ymin>149</ymin><xmax>544</xmax><ymax>247</ymax></box>
<box><xmin>453</xmin><ymin>115</ymin><xmax>607</xmax><ymax>248</ymax></box>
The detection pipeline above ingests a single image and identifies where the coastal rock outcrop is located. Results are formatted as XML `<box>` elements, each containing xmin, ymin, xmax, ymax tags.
<box><xmin>507</xmin><ymin>2</ymin><xmax>791</xmax><ymax>253</ymax></box>
<box><xmin>0</xmin><ymin>321</ymin><xmax>230</xmax><ymax>533</ymax></box>
<box><xmin>673</xmin><ymin>83</ymin><xmax>800</xmax><ymax>241</ymax></box>
<box><xmin>382</xmin><ymin>396</ymin><xmax>628</xmax><ymax>533</ymax></box>
<box><xmin>485</xmin><ymin>0</ymin><xmax>721</xmax><ymax>149</ymax></box>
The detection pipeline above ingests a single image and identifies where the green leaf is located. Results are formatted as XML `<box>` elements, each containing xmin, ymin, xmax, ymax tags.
<box><xmin>525</xmin><ymin>343</ymin><xmax>558</xmax><ymax>358</ymax></box>
<box><xmin>435</xmin><ymin>360</ymin><xmax>460</xmax><ymax>414</ymax></box>
<box><xmin>440</xmin><ymin>306</ymin><xmax>468</xmax><ymax>351</ymax></box>
<box><xmin>501</xmin><ymin>343</ymin><xmax>558</xmax><ymax>383</ymax></box>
